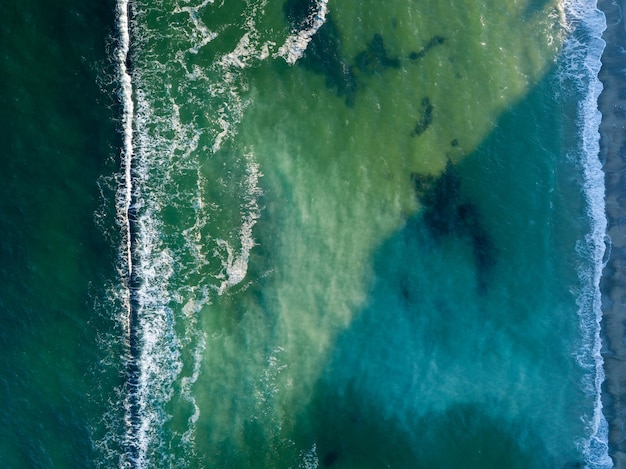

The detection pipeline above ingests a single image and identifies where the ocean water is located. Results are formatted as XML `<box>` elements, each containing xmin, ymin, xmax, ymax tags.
<box><xmin>0</xmin><ymin>0</ymin><xmax>613</xmax><ymax>467</ymax></box>
<box><xmin>0</xmin><ymin>0</ymin><xmax>122</xmax><ymax>466</ymax></box>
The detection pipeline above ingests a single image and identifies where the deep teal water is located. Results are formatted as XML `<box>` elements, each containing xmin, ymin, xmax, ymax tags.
<box><xmin>0</xmin><ymin>0</ymin><xmax>122</xmax><ymax>467</ymax></box>
<box><xmin>0</xmin><ymin>0</ymin><xmax>612</xmax><ymax>467</ymax></box>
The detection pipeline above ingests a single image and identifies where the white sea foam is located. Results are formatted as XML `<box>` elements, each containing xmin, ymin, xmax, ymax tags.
<box><xmin>560</xmin><ymin>0</ymin><xmax>611</xmax><ymax>467</ymax></box>
<box><xmin>217</xmin><ymin>154</ymin><xmax>263</xmax><ymax>295</ymax></box>
<box><xmin>216</xmin><ymin>0</ymin><xmax>276</xmax><ymax>71</ymax></box>
<box><xmin>299</xmin><ymin>443</ymin><xmax>319</xmax><ymax>469</ymax></box>
<box><xmin>112</xmin><ymin>5</ymin><xmax>190</xmax><ymax>465</ymax></box>
<box><xmin>255</xmin><ymin>347</ymin><xmax>288</xmax><ymax>417</ymax></box>
<box><xmin>115</xmin><ymin>0</ymin><xmax>133</xmax><ymax>305</ymax></box>
<box><xmin>276</xmin><ymin>0</ymin><xmax>328</xmax><ymax>65</ymax></box>
<box><xmin>173</xmin><ymin>0</ymin><xmax>218</xmax><ymax>55</ymax></box>
<box><xmin>132</xmin><ymin>212</ymin><xmax>184</xmax><ymax>467</ymax></box>
<box><xmin>220</xmin><ymin>32</ymin><xmax>257</xmax><ymax>69</ymax></box>
<box><xmin>179</xmin><ymin>329</ymin><xmax>206</xmax><ymax>452</ymax></box>
<box><xmin>110</xmin><ymin>0</ymin><xmax>273</xmax><ymax>464</ymax></box>
<box><xmin>113</xmin><ymin>0</ymin><xmax>144</xmax><ymax>466</ymax></box>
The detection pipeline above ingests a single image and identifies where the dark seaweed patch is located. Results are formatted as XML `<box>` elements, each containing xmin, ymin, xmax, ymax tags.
<box><xmin>354</xmin><ymin>34</ymin><xmax>401</xmax><ymax>75</ymax></box>
<box><xmin>409</xmin><ymin>36</ymin><xmax>446</xmax><ymax>61</ymax></box>
<box><xmin>420</xmin><ymin>161</ymin><xmax>462</xmax><ymax>236</ymax></box>
<box><xmin>283</xmin><ymin>1</ymin><xmax>445</xmax><ymax>107</ymax></box>
<box><xmin>283</xmin><ymin>0</ymin><xmax>356</xmax><ymax>106</ymax></box>
<box><xmin>410</xmin><ymin>172</ymin><xmax>437</xmax><ymax>199</ymax></box>
<box><xmin>458</xmin><ymin>203</ymin><xmax>496</xmax><ymax>273</ymax></box>
<box><xmin>411</xmin><ymin>97</ymin><xmax>434</xmax><ymax>137</ymax></box>
<box><xmin>283</xmin><ymin>0</ymin><xmax>358</xmax><ymax>106</ymax></box>
<box><xmin>413</xmin><ymin>161</ymin><xmax>497</xmax><ymax>289</ymax></box>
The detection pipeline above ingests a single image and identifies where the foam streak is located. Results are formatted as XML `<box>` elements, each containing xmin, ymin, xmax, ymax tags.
<box><xmin>277</xmin><ymin>0</ymin><xmax>328</xmax><ymax>65</ymax></box>
<box><xmin>115</xmin><ymin>0</ymin><xmax>144</xmax><ymax>466</ymax></box>
<box><xmin>561</xmin><ymin>0</ymin><xmax>611</xmax><ymax>466</ymax></box>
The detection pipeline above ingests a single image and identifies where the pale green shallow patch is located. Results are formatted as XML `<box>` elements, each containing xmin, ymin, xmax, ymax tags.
<box><xmin>230</xmin><ymin>0</ymin><xmax>563</xmax><ymax>387</ymax></box>
<box><xmin>124</xmin><ymin>0</ymin><xmax>577</xmax><ymax>465</ymax></box>
<box><xmin>185</xmin><ymin>0</ymin><xmax>567</xmax><ymax>462</ymax></box>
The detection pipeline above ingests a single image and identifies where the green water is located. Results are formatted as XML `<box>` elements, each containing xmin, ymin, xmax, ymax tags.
<box><xmin>0</xmin><ymin>0</ymin><xmax>121</xmax><ymax>466</ymax></box>
<box><xmin>0</xmin><ymin>0</ymin><xmax>609</xmax><ymax>467</ymax></box>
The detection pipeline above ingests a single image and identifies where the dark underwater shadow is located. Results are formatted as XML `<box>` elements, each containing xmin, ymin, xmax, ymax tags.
<box><xmin>282</xmin><ymin>0</ymin><xmax>446</xmax><ymax>107</ymax></box>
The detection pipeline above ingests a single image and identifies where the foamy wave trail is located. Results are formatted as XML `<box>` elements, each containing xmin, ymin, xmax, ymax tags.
<box><xmin>116</xmin><ymin>0</ymin><xmax>134</xmax><ymax>286</ymax></box>
<box><xmin>277</xmin><ymin>0</ymin><xmax>328</xmax><ymax>64</ymax></box>
<box><xmin>560</xmin><ymin>0</ymin><xmax>611</xmax><ymax>467</ymax></box>
<box><xmin>113</xmin><ymin>0</ymin><xmax>146</xmax><ymax>466</ymax></box>
<box><xmin>113</xmin><ymin>0</ymin><xmax>189</xmax><ymax>466</ymax></box>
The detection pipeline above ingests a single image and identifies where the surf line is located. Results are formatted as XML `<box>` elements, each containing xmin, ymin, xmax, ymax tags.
<box><xmin>277</xmin><ymin>0</ymin><xmax>328</xmax><ymax>64</ymax></box>
<box><xmin>116</xmin><ymin>0</ymin><xmax>143</xmax><ymax>466</ymax></box>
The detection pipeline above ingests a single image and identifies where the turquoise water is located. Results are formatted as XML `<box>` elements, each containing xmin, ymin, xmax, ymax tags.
<box><xmin>0</xmin><ymin>0</ymin><xmax>613</xmax><ymax>467</ymax></box>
